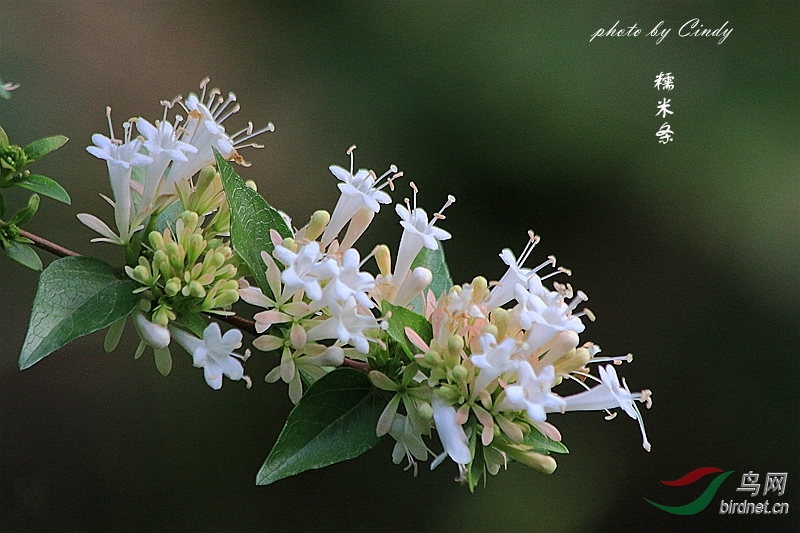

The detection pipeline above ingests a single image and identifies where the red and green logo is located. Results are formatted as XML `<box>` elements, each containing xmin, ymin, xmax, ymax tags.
<box><xmin>645</xmin><ymin>467</ymin><xmax>735</xmax><ymax>515</ymax></box>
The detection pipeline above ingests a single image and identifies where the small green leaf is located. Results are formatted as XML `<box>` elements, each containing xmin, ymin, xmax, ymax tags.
<box><xmin>154</xmin><ymin>201</ymin><xmax>183</xmax><ymax>234</ymax></box>
<box><xmin>410</xmin><ymin>243</ymin><xmax>453</xmax><ymax>313</ymax></box>
<box><xmin>2</xmin><ymin>240</ymin><xmax>42</xmax><ymax>270</ymax></box>
<box><xmin>22</xmin><ymin>135</ymin><xmax>68</xmax><ymax>161</ymax></box>
<box><xmin>523</xmin><ymin>426</ymin><xmax>569</xmax><ymax>455</ymax></box>
<box><xmin>215</xmin><ymin>149</ymin><xmax>292</xmax><ymax>294</ymax></box>
<box><xmin>154</xmin><ymin>347</ymin><xmax>172</xmax><ymax>376</ymax></box>
<box><xmin>256</xmin><ymin>368</ymin><xmax>389</xmax><ymax>485</ymax></box>
<box><xmin>382</xmin><ymin>301</ymin><xmax>433</xmax><ymax>349</ymax></box>
<box><xmin>8</xmin><ymin>193</ymin><xmax>39</xmax><ymax>226</ymax></box>
<box><xmin>172</xmin><ymin>312</ymin><xmax>207</xmax><ymax>338</ymax></box>
<box><xmin>0</xmin><ymin>191</ymin><xmax>6</xmax><ymax>217</ymax></box>
<box><xmin>15</xmin><ymin>174</ymin><xmax>71</xmax><ymax>204</ymax></box>
<box><xmin>0</xmin><ymin>126</ymin><xmax>9</xmax><ymax>148</ymax></box>
<box><xmin>104</xmin><ymin>316</ymin><xmax>127</xmax><ymax>352</ymax></box>
<box><xmin>19</xmin><ymin>256</ymin><xmax>140</xmax><ymax>369</ymax></box>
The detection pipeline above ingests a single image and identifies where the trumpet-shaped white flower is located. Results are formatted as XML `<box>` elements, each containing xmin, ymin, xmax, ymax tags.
<box><xmin>321</xmin><ymin>146</ymin><xmax>397</xmax><ymax>247</ymax></box>
<box><xmin>552</xmin><ymin>364</ymin><xmax>652</xmax><ymax>451</ymax></box>
<box><xmin>169</xmin><ymin>323</ymin><xmax>245</xmax><ymax>390</ymax></box>
<box><xmin>83</xmin><ymin>107</ymin><xmax>152</xmax><ymax>244</ymax></box>
<box><xmin>484</xmin><ymin>231</ymin><xmax>559</xmax><ymax>310</ymax></box>
<box><xmin>432</xmin><ymin>395</ymin><xmax>471</xmax><ymax>465</ymax></box>
<box><xmin>471</xmin><ymin>333</ymin><xmax>520</xmax><ymax>394</ymax></box>
<box><xmin>273</xmin><ymin>242</ymin><xmax>338</xmax><ymax>301</ymax></box>
<box><xmin>310</xmin><ymin>247</ymin><xmax>376</xmax><ymax>311</ymax></box>
<box><xmin>393</xmin><ymin>184</ymin><xmax>454</xmax><ymax>286</ymax></box>
<box><xmin>499</xmin><ymin>363</ymin><xmax>566</xmax><ymax>424</ymax></box>
<box><xmin>133</xmin><ymin>310</ymin><xmax>170</xmax><ymax>349</ymax></box>
<box><xmin>305</xmin><ymin>296</ymin><xmax>379</xmax><ymax>354</ymax></box>
<box><xmin>135</xmin><ymin>108</ymin><xmax>197</xmax><ymax>206</ymax></box>
<box><xmin>167</xmin><ymin>78</ymin><xmax>274</xmax><ymax>187</ymax></box>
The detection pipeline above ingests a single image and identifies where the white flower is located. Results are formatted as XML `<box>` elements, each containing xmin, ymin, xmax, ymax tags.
<box><xmin>392</xmin><ymin>184</ymin><xmax>454</xmax><ymax>287</ymax></box>
<box><xmin>552</xmin><ymin>364</ymin><xmax>652</xmax><ymax>451</ymax></box>
<box><xmin>83</xmin><ymin>107</ymin><xmax>152</xmax><ymax>244</ymax></box>
<box><xmin>135</xmin><ymin>109</ymin><xmax>197</xmax><ymax>206</ymax></box>
<box><xmin>167</xmin><ymin>78</ymin><xmax>273</xmax><ymax>187</ymax></box>
<box><xmin>483</xmin><ymin>231</ymin><xmax>557</xmax><ymax>310</ymax></box>
<box><xmin>388</xmin><ymin>414</ymin><xmax>430</xmax><ymax>472</ymax></box>
<box><xmin>499</xmin><ymin>363</ymin><xmax>566</xmax><ymax>424</ymax></box>
<box><xmin>310</xmin><ymin>247</ymin><xmax>376</xmax><ymax>311</ymax></box>
<box><xmin>432</xmin><ymin>395</ymin><xmax>471</xmax><ymax>465</ymax></box>
<box><xmin>470</xmin><ymin>333</ymin><xmax>520</xmax><ymax>394</ymax></box>
<box><xmin>169</xmin><ymin>323</ymin><xmax>245</xmax><ymax>390</ymax></box>
<box><xmin>320</xmin><ymin>146</ymin><xmax>397</xmax><ymax>247</ymax></box>
<box><xmin>305</xmin><ymin>296</ymin><xmax>379</xmax><ymax>354</ymax></box>
<box><xmin>273</xmin><ymin>242</ymin><xmax>338</xmax><ymax>301</ymax></box>
<box><xmin>133</xmin><ymin>310</ymin><xmax>170</xmax><ymax>349</ymax></box>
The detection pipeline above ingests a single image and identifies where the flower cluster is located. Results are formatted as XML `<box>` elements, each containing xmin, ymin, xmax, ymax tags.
<box><xmin>83</xmin><ymin>78</ymin><xmax>271</xmax><ymax>388</ymax></box>
<box><xmin>241</xmin><ymin>146</ymin><xmax>651</xmax><ymax>487</ymax></box>
<box><xmin>77</xmin><ymin>78</ymin><xmax>652</xmax><ymax>488</ymax></box>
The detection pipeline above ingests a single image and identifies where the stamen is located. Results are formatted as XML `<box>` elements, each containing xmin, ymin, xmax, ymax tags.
<box><xmin>517</xmin><ymin>230</ymin><xmax>541</xmax><ymax>267</ymax></box>
<box><xmin>409</xmin><ymin>182</ymin><xmax>419</xmax><ymax>210</ymax></box>
<box><xmin>199</xmin><ymin>77</ymin><xmax>211</xmax><ymax>102</ymax></box>
<box><xmin>347</xmin><ymin>145</ymin><xmax>356</xmax><ymax>175</ymax></box>
<box><xmin>589</xmin><ymin>353</ymin><xmax>632</xmax><ymax>365</ymax></box>
<box><xmin>206</xmin><ymin>88</ymin><xmax>222</xmax><ymax>111</ymax></box>
<box><xmin>229</xmin><ymin>122</ymin><xmax>274</xmax><ymax>146</ymax></box>
<box><xmin>567</xmin><ymin>291</ymin><xmax>588</xmax><ymax>313</ymax></box>
<box><xmin>540</xmin><ymin>266</ymin><xmax>572</xmax><ymax>281</ymax></box>
<box><xmin>575</xmin><ymin>308</ymin><xmax>596</xmax><ymax>321</ymax></box>
<box><xmin>105</xmin><ymin>107</ymin><xmax>116</xmax><ymax>141</ymax></box>
<box><xmin>215</xmin><ymin>101</ymin><xmax>240</xmax><ymax>124</ymax></box>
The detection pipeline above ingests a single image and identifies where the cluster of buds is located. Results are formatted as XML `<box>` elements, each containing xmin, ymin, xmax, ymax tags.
<box><xmin>84</xmin><ymin>79</ymin><xmax>271</xmax><ymax>388</ymax></box>
<box><xmin>126</xmin><ymin>209</ymin><xmax>240</xmax><ymax>325</ymax></box>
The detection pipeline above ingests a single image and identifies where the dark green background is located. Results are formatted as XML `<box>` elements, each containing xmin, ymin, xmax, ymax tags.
<box><xmin>1</xmin><ymin>1</ymin><xmax>797</xmax><ymax>532</ymax></box>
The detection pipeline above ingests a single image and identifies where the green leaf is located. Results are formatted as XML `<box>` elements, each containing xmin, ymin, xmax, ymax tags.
<box><xmin>215</xmin><ymin>149</ymin><xmax>292</xmax><ymax>294</ymax></box>
<box><xmin>382</xmin><ymin>301</ymin><xmax>433</xmax><ymax>350</ymax></box>
<box><xmin>0</xmin><ymin>191</ymin><xmax>6</xmax><ymax>217</ymax></box>
<box><xmin>410</xmin><ymin>243</ymin><xmax>453</xmax><ymax>313</ymax></box>
<box><xmin>154</xmin><ymin>347</ymin><xmax>172</xmax><ymax>376</ymax></box>
<box><xmin>104</xmin><ymin>316</ymin><xmax>127</xmax><ymax>352</ymax></box>
<box><xmin>0</xmin><ymin>126</ymin><xmax>9</xmax><ymax>148</ymax></box>
<box><xmin>523</xmin><ymin>426</ymin><xmax>569</xmax><ymax>455</ymax></box>
<box><xmin>22</xmin><ymin>135</ymin><xmax>68</xmax><ymax>161</ymax></box>
<box><xmin>256</xmin><ymin>368</ymin><xmax>389</xmax><ymax>485</ymax></box>
<box><xmin>154</xmin><ymin>200</ymin><xmax>183</xmax><ymax>234</ymax></box>
<box><xmin>172</xmin><ymin>312</ymin><xmax>207</xmax><ymax>338</ymax></box>
<box><xmin>19</xmin><ymin>256</ymin><xmax>140</xmax><ymax>370</ymax></box>
<box><xmin>15</xmin><ymin>174</ymin><xmax>71</xmax><ymax>204</ymax></box>
<box><xmin>8</xmin><ymin>193</ymin><xmax>39</xmax><ymax>226</ymax></box>
<box><xmin>2</xmin><ymin>240</ymin><xmax>42</xmax><ymax>270</ymax></box>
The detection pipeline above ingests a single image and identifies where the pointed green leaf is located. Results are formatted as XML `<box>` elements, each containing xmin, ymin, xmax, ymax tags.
<box><xmin>104</xmin><ymin>316</ymin><xmax>127</xmax><ymax>352</ymax></box>
<box><xmin>15</xmin><ymin>174</ymin><xmax>71</xmax><ymax>204</ymax></box>
<box><xmin>256</xmin><ymin>368</ymin><xmax>389</xmax><ymax>485</ymax></box>
<box><xmin>2</xmin><ymin>240</ymin><xmax>42</xmax><ymax>270</ymax></box>
<box><xmin>523</xmin><ymin>426</ymin><xmax>569</xmax><ymax>455</ymax></box>
<box><xmin>382</xmin><ymin>301</ymin><xmax>433</xmax><ymax>350</ymax></box>
<box><xmin>215</xmin><ymin>149</ymin><xmax>292</xmax><ymax>294</ymax></box>
<box><xmin>8</xmin><ymin>193</ymin><xmax>39</xmax><ymax>226</ymax></box>
<box><xmin>19</xmin><ymin>256</ymin><xmax>140</xmax><ymax>369</ymax></box>
<box><xmin>22</xmin><ymin>135</ymin><xmax>68</xmax><ymax>161</ymax></box>
<box><xmin>410</xmin><ymin>243</ymin><xmax>453</xmax><ymax>313</ymax></box>
<box><xmin>154</xmin><ymin>200</ymin><xmax>183</xmax><ymax>234</ymax></box>
<box><xmin>154</xmin><ymin>347</ymin><xmax>172</xmax><ymax>376</ymax></box>
<box><xmin>172</xmin><ymin>312</ymin><xmax>207</xmax><ymax>338</ymax></box>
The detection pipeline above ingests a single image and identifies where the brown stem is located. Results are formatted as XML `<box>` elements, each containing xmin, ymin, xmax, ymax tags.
<box><xmin>23</xmin><ymin>229</ymin><xmax>372</xmax><ymax>373</ymax></box>
<box><xmin>19</xmin><ymin>229</ymin><xmax>79</xmax><ymax>258</ymax></box>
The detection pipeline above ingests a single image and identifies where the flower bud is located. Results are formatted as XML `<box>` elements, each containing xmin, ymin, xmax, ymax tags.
<box><xmin>435</xmin><ymin>384</ymin><xmax>462</xmax><ymax>404</ymax></box>
<box><xmin>424</xmin><ymin>350</ymin><xmax>442</xmax><ymax>366</ymax></box>
<box><xmin>416</xmin><ymin>400</ymin><xmax>434</xmax><ymax>420</ymax></box>
<box><xmin>452</xmin><ymin>364</ymin><xmax>468</xmax><ymax>383</ymax></box>
<box><xmin>447</xmin><ymin>334</ymin><xmax>465</xmax><ymax>355</ymax></box>
<box><xmin>373</xmin><ymin>244</ymin><xmax>392</xmax><ymax>278</ymax></box>
<box><xmin>305</xmin><ymin>210</ymin><xmax>330</xmax><ymax>242</ymax></box>
<box><xmin>196</xmin><ymin>166</ymin><xmax>218</xmax><ymax>197</ymax></box>
<box><xmin>164</xmin><ymin>277</ymin><xmax>182</xmax><ymax>297</ymax></box>
<box><xmin>148</xmin><ymin>231</ymin><xmax>165</xmax><ymax>250</ymax></box>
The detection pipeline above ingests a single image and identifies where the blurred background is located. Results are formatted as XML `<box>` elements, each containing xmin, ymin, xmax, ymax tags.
<box><xmin>1</xmin><ymin>1</ymin><xmax>797</xmax><ymax>531</ymax></box>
